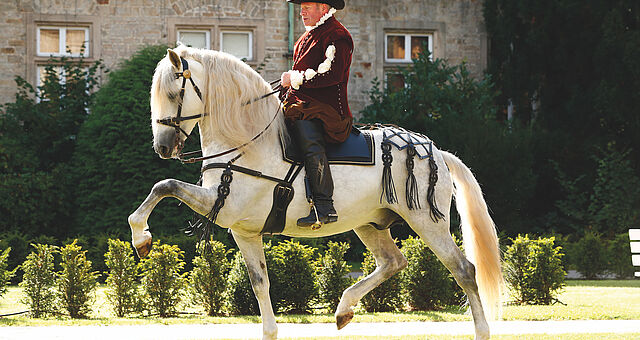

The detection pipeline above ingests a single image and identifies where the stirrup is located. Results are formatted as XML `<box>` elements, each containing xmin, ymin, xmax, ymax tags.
<box><xmin>297</xmin><ymin>202</ymin><xmax>338</xmax><ymax>229</ymax></box>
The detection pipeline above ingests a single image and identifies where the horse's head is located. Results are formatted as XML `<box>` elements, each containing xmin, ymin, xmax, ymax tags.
<box><xmin>150</xmin><ymin>46</ymin><xmax>206</xmax><ymax>159</ymax></box>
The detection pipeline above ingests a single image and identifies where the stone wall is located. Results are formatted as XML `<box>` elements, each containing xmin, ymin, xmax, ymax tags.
<box><xmin>0</xmin><ymin>0</ymin><xmax>486</xmax><ymax>116</ymax></box>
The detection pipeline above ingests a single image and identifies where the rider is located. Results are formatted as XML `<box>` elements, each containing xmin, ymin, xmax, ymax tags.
<box><xmin>280</xmin><ymin>0</ymin><xmax>353</xmax><ymax>228</ymax></box>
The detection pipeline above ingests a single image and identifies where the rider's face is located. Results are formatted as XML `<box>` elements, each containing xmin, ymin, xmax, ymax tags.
<box><xmin>300</xmin><ymin>2</ymin><xmax>328</xmax><ymax>27</ymax></box>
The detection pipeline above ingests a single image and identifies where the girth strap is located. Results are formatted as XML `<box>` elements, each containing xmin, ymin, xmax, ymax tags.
<box><xmin>201</xmin><ymin>162</ymin><xmax>303</xmax><ymax>186</ymax></box>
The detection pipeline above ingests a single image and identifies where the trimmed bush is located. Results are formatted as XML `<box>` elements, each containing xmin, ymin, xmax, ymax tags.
<box><xmin>56</xmin><ymin>240</ymin><xmax>99</xmax><ymax>318</ymax></box>
<box><xmin>105</xmin><ymin>239</ymin><xmax>142</xmax><ymax>317</ymax></box>
<box><xmin>268</xmin><ymin>240</ymin><xmax>318</xmax><ymax>314</ymax></box>
<box><xmin>189</xmin><ymin>240</ymin><xmax>230</xmax><ymax>316</ymax></box>
<box><xmin>359</xmin><ymin>248</ymin><xmax>403</xmax><ymax>312</ymax></box>
<box><xmin>504</xmin><ymin>235</ymin><xmax>566</xmax><ymax>305</ymax></box>
<box><xmin>0</xmin><ymin>247</ymin><xmax>14</xmax><ymax>300</ymax></box>
<box><xmin>20</xmin><ymin>244</ymin><xmax>58</xmax><ymax>317</ymax></box>
<box><xmin>139</xmin><ymin>241</ymin><xmax>187</xmax><ymax>317</ymax></box>
<box><xmin>401</xmin><ymin>236</ymin><xmax>464</xmax><ymax>311</ymax></box>
<box><xmin>573</xmin><ymin>231</ymin><xmax>608</xmax><ymax>279</ymax></box>
<box><xmin>608</xmin><ymin>233</ymin><xmax>636</xmax><ymax>279</ymax></box>
<box><xmin>316</xmin><ymin>241</ymin><xmax>353</xmax><ymax>311</ymax></box>
<box><xmin>225</xmin><ymin>251</ymin><xmax>259</xmax><ymax>316</ymax></box>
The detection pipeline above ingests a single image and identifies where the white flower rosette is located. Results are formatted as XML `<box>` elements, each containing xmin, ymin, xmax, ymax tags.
<box><xmin>289</xmin><ymin>44</ymin><xmax>337</xmax><ymax>90</ymax></box>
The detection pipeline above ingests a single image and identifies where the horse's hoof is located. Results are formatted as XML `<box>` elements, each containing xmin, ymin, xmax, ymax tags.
<box><xmin>336</xmin><ymin>310</ymin><xmax>354</xmax><ymax>330</ymax></box>
<box><xmin>134</xmin><ymin>237</ymin><xmax>153</xmax><ymax>259</ymax></box>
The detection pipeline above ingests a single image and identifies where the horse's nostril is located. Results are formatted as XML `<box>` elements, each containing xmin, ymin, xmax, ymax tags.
<box><xmin>159</xmin><ymin>145</ymin><xmax>170</xmax><ymax>156</ymax></box>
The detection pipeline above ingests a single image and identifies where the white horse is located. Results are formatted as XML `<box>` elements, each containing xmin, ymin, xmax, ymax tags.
<box><xmin>128</xmin><ymin>44</ymin><xmax>503</xmax><ymax>340</ymax></box>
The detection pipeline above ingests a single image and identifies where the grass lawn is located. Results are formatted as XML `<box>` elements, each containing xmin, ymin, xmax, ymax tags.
<box><xmin>285</xmin><ymin>335</ymin><xmax>640</xmax><ymax>340</ymax></box>
<box><xmin>0</xmin><ymin>280</ymin><xmax>639</xmax><ymax>326</ymax></box>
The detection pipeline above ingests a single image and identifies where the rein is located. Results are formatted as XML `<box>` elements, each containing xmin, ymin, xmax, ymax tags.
<box><xmin>156</xmin><ymin>56</ymin><xmax>283</xmax><ymax>164</ymax></box>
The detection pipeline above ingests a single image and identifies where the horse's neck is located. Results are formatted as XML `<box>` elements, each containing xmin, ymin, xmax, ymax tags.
<box><xmin>198</xmin><ymin>100</ymin><xmax>285</xmax><ymax>171</ymax></box>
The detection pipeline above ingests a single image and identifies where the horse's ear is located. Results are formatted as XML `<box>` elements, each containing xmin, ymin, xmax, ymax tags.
<box><xmin>167</xmin><ymin>49</ymin><xmax>181</xmax><ymax>70</ymax></box>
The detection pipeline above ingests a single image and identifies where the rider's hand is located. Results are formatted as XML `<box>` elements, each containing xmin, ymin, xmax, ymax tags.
<box><xmin>281</xmin><ymin>71</ymin><xmax>291</xmax><ymax>88</ymax></box>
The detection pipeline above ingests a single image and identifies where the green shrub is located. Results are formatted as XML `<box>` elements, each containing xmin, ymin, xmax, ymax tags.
<box><xmin>225</xmin><ymin>251</ymin><xmax>259</xmax><ymax>315</ymax></box>
<box><xmin>189</xmin><ymin>240</ymin><xmax>230</xmax><ymax>316</ymax></box>
<box><xmin>359</xmin><ymin>248</ymin><xmax>404</xmax><ymax>312</ymax></box>
<box><xmin>401</xmin><ymin>236</ymin><xmax>464</xmax><ymax>311</ymax></box>
<box><xmin>139</xmin><ymin>241</ymin><xmax>187</xmax><ymax>317</ymax></box>
<box><xmin>268</xmin><ymin>240</ymin><xmax>318</xmax><ymax>314</ymax></box>
<box><xmin>105</xmin><ymin>239</ymin><xmax>142</xmax><ymax>317</ymax></box>
<box><xmin>0</xmin><ymin>231</ymin><xmax>30</xmax><ymax>283</ymax></box>
<box><xmin>0</xmin><ymin>247</ymin><xmax>14</xmax><ymax>300</ymax></box>
<box><xmin>504</xmin><ymin>235</ymin><xmax>566</xmax><ymax>305</ymax></box>
<box><xmin>573</xmin><ymin>231</ymin><xmax>608</xmax><ymax>279</ymax></box>
<box><xmin>316</xmin><ymin>241</ymin><xmax>353</xmax><ymax>311</ymax></box>
<box><xmin>608</xmin><ymin>233</ymin><xmax>636</xmax><ymax>279</ymax></box>
<box><xmin>56</xmin><ymin>240</ymin><xmax>99</xmax><ymax>318</ymax></box>
<box><xmin>19</xmin><ymin>244</ymin><xmax>58</xmax><ymax>317</ymax></box>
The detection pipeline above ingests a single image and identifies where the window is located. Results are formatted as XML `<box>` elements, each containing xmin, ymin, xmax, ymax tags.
<box><xmin>177</xmin><ymin>30</ymin><xmax>210</xmax><ymax>49</ymax></box>
<box><xmin>221</xmin><ymin>31</ymin><xmax>252</xmax><ymax>60</ymax></box>
<box><xmin>385</xmin><ymin>33</ymin><xmax>432</xmax><ymax>62</ymax></box>
<box><xmin>37</xmin><ymin>26</ymin><xmax>90</xmax><ymax>57</ymax></box>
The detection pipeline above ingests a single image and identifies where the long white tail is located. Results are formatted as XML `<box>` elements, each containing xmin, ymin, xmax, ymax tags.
<box><xmin>442</xmin><ymin>151</ymin><xmax>503</xmax><ymax>320</ymax></box>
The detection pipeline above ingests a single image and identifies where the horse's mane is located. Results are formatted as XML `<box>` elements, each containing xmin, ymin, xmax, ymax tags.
<box><xmin>152</xmin><ymin>44</ymin><xmax>284</xmax><ymax>153</ymax></box>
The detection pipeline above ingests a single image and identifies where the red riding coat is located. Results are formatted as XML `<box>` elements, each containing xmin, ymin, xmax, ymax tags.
<box><xmin>282</xmin><ymin>15</ymin><xmax>354</xmax><ymax>143</ymax></box>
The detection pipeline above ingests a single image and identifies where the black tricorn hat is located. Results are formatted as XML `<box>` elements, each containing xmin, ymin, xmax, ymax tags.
<box><xmin>287</xmin><ymin>0</ymin><xmax>345</xmax><ymax>10</ymax></box>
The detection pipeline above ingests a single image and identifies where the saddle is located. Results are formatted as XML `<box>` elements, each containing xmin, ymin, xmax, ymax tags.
<box><xmin>262</xmin><ymin>128</ymin><xmax>375</xmax><ymax>235</ymax></box>
<box><xmin>281</xmin><ymin>128</ymin><xmax>375</xmax><ymax>165</ymax></box>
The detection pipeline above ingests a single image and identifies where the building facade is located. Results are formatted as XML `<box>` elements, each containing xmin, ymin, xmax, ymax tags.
<box><xmin>0</xmin><ymin>0</ymin><xmax>487</xmax><ymax>115</ymax></box>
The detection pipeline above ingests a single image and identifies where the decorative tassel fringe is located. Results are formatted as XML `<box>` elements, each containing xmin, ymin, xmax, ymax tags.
<box><xmin>184</xmin><ymin>167</ymin><xmax>233</xmax><ymax>253</ymax></box>
<box><xmin>405</xmin><ymin>145</ymin><xmax>421</xmax><ymax>210</ymax></box>
<box><xmin>380</xmin><ymin>141</ymin><xmax>397</xmax><ymax>204</ymax></box>
<box><xmin>427</xmin><ymin>155</ymin><xmax>445</xmax><ymax>222</ymax></box>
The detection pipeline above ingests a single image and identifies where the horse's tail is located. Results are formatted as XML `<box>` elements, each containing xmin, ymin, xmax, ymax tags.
<box><xmin>441</xmin><ymin>151</ymin><xmax>503</xmax><ymax>320</ymax></box>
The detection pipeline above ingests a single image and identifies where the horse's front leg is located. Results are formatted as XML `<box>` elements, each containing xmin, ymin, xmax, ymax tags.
<box><xmin>128</xmin><ymin>178</ymin><xmax>216</xmax><ymax>258</ymax></box>
<box><xmin>231</xmin><ymin>230</ymin><xmax>277</xmax><ymax>340</ymax></box>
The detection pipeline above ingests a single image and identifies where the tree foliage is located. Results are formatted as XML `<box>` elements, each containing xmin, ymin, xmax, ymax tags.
<box><xmin>267</xmin><ymin>240</ymin><xmax>318</xmax><ymax>314</ymax></box>
<box><xmin>139</xmin><ymin>241</ymin><xmax>187</xmax><ymax>317</ymax></box>
<box><xmin>56</xmin><ymin>240</ymin><xmax>99</xmax><ymax>318</ymax></box>
<box><xmin>315</xmin><ymin>241</ymin><xmax>353</xmax><ymax>311</ymax></box>
<box><xmin>400</xmin><ymin>236</ymin><xmax>464</xmax><ymax>311</ymax></box>
<box><xmin>189</xmin><ymin>240</ymin><xmax>230</xmax><ymax>316</ymax></box>
<box><xmin>105</xmin><ymin>238</ymin><xmax>142</xmax><ymax>317</ymax></box>
<box><xmin>71</xmin><ymin>45</ymin><xmax>200</xmax><ymax>239</ymax></box>
<box><xmin>0</xmin><ymin>55</ymin><xmax>103</xmax><ymax>239</ymax></box>
<box><xmin>504</xmin><ymin>235</ymin><xmax>566</xmax><ymax>305</ymax></box>
<box><xmin>19</xmin><ymin>244</ymin><xmax>58</xmax><ymax>317</ymax></box>
<box><xmin>0</xmin><ymin>247</ymin><xmax>14</xmax><ymax>300</ymax></box>
<box><xmin>484</xmin><ymin>0</ymin><xmax>640</xmax><ymax>233</ymax></box>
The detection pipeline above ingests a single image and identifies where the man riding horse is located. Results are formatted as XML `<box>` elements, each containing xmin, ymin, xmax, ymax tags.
<box><xmin>280</xmin><ymin>0</ymin><xmax>353</xmax><ymax>228</ymax></box>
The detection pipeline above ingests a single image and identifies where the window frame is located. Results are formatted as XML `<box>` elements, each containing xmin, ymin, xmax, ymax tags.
<box><xmin>26</xmin><ymin>14</ymin><xmax>102</xmax><ymax>94</ymax></box>
<box><xmin>177</xmin><ymin>29</ymin><xmax>211</xmax><ymax>50</ymax></box>
<box><xmin>36</xmin><ymin>26</ymin><xmax>90</xmax><ymax>58</ymax></box>
<box><xmin>220</xmin><ymin>30</ymin><xmax>253</xmax><ymax>60</ymax></box>
<box><xmin>384</xmin><ymin>33</ymin><xmax>433</xmax><ymax>63</ymax></box>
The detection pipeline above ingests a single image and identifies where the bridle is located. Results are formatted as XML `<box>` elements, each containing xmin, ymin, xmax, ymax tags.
<box><xmin>156</xmin><ymin>56</ymin><xmax>281</xmax><ymax>164</ymax></box>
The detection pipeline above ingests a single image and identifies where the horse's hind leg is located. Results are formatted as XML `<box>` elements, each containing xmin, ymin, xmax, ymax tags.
<box><xmin>128</xmin><ymin>179</ymin><xmax>216</xmax><ymax>258</ymax></box>
<box><xmin>335</xmin><ymin>225</ymin><xmax>407</xmax><ymax>330</ymax></box>
<box><xmin>411</xmin><ymin>221</ymin><xmax>490</xmax><ymax>340</ymax></box>
<box><xmin>231</xmin><ymin>231</ymin><xmax>277</xmax><ymax>340</ymax></box>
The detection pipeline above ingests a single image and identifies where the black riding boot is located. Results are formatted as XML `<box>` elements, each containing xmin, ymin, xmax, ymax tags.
<box><xmin>291</xmin><ymin>119</ymin><xmax>338</xmax><ymax>228</ymax></box>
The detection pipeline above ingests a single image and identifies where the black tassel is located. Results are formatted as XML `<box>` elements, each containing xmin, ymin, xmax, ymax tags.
<box><xmin>184</xmin><ymin>166</ymin><xmax>233</xmax><ymax>253</ymax></box>
<box><xmin>427</xmin><ymin>154</ymin><xmax>445</xmax><ymax>222</ymax></box>
<box><xmin>405</xmin><ymin>145</ymin><xmax>421</xmax><ymax>210</ymax></box>
<box><xmin>380</xmin><ymin>141</ymin><xmax>397</xmax><ymax>204</ymax></box>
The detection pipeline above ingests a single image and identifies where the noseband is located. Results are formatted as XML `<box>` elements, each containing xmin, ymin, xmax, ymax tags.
<box><xmin>156</xmin><ymin>57</ymin><xmax>205</xmax><ymax>139</ymax></box>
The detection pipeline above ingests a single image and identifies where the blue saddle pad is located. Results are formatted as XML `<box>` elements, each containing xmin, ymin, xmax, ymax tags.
<box><xmin>282</xmin><ymin>128</ymin><xmax>375</xmax><ymax>165</ymax></box>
